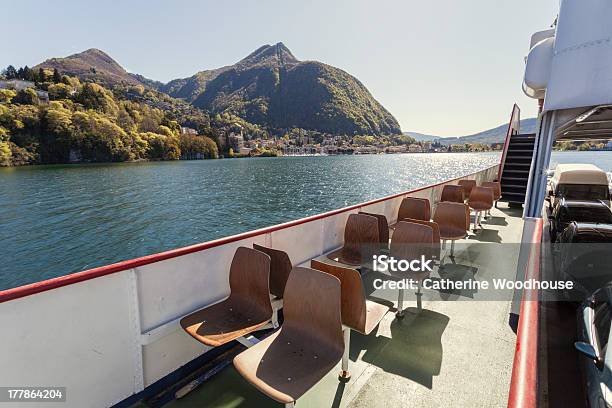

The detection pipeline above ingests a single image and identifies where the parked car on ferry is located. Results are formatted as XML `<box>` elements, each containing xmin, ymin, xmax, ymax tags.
<box><xmin>549</xmin><ymin>199</ymin><xmax>612</xmax><ymax>241</ymax></box>
<box><xmin>548</xmin><ymin>164</ymin><xmax>610</xmax><ymax>210</ymax></box>
<box><xmin>554</xmin><ymin>222</ymin><xmax>612</xmax><ymax>298</ymax></box>
<box><xmin>575</xmin><ymin>284</ymin><xmax>612</xmax><ymax>408</ymax></box>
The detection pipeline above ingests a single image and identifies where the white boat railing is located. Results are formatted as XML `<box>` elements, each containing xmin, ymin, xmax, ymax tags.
<box><xmin>0</xmin><ymin>164</ymin><xmax>499</xmax><ymax>408</ymax></box>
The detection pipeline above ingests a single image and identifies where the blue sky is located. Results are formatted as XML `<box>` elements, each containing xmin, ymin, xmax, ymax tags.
<box><xmin>2</xmin><ymin>0</ymin><xmax>557</xmax><ymax>136</ymax></box>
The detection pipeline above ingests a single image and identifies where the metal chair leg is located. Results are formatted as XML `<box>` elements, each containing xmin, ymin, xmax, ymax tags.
<box><xmin>397</xmin><ymin>289</ymin><xmax>405</xmax><ymax>317</ymax></box>
<box><xmin>339</xmin><ymin>328</ymin><xmax>351</xmax><ymax>380</ymax></box>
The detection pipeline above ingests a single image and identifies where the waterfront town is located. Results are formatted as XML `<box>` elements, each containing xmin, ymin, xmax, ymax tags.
<box><xmin>207</xmin><ymin>124</ymin><xmax>502</xmax><ymax>157</ymax></box>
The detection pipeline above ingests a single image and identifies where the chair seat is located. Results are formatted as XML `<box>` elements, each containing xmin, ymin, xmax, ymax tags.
<box><xmin>362</xmin><ymin>300</ymin><xmax>390</xmax><ymax>335</ymax></box>
<box><xmin>439</xmin><ymin>225</ymin><xmax>466</xmax><ymax>240</ymax></box>
<box><xmin>326</xmin><ymin>247</ymin><xmax>362</xmax><ymax>266</ymax></box>
<box><xmin>180</xmin><ymin>298</ymin><xmax>271</xmax><ymax>347</ymax></box>
<box><xmin>470</xmin><ymin>202</ymin><xmax>492</xmax><ymax>211</ymax></box>
<box><xmin>233</xmin><ymin>331</ymin><xmax>343</xmax><ymax>404</ymax></box>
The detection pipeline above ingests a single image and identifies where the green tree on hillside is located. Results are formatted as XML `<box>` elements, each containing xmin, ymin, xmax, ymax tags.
<box><xmin>53</xmin><ymin>68</ymin><xmax>61</xmax><ymax>84</ymax></box>
<box><xmin>4</xmin><ymin>65</ymin><xmax>17</xmax><ymax>79</ymax></box>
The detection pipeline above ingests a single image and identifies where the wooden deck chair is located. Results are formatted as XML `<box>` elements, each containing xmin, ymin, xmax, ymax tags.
<box><xmin>468</xmin><ymin>186</ymin><xmax>494</xmax><ymax>231</ymax></box>
<box><xmin>440</xmin><ymin>185</ymin><xmax>465</xmax><ymax>203</ymax></box>
<box><xmin>359</xmin><ymin>211</ymin><xmax>390</xmax><ymax>250</ymax></box>
<box><xmin>180</xmin><ymin>247</ymin><xmax>273</xmax><ymax>347</ymax></box>
<box><xmin>233</xmin><ymin>267</ymin><xmax>344</xmax><ymax>407</ymax></box>
<box><xmin>401</xmin><ymin>218</ymin><xmax>441</xmax><ymax>261</ymax></box>
<box><xmin>327</xmin><ymin>213</ymin><xmax>379</xmax><ymax>266</ymax></box>
<box><xmin>433</xmin><ymin>202</ymin><xmax>469</xmax><ymax>257</ymax></box>
<box><xmin>481</xmin><ymin>181</ymin><xmax>501</xmax><ymax>209</ymax></box>
<box><xmin>458</xmin><ymin>179</ymin><xmax>477</xmax><ymax>199</ymax></box>
<box><xmin>311</xmin><ymin>259</ymin><xmax>389</xmax><ymax>379</ymax></box>
<box><xmin>252</xmin><ymin>244</ymin><xmax>291</xmax><ymax>299</ymax></box>
<box><xmin>390</xmin><ymin>221</ymin><xmax>434</xmax><ymax>315</ymax></box>
<box><xmin>253</xmin><ymin>243</ymin><xmax>293</xmax><ymax>328</ymax></box>
<box><xmin>394</xmin><ymin>197</ymin><xmax>431</xmax><ymax>226</ymax></box>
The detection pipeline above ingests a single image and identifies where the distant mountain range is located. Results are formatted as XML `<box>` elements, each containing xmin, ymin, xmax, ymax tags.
<box><xmin>35</xmin><ymin>44</ymin><xmax>401</xmax><ymax>136</ymax></box>
<box><xmin>404</xmin><ymin>118</ymin><xmax>538</xmax><ymax>145</ymax></box>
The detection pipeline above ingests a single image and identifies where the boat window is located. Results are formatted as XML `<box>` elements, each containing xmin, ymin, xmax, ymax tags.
<box><xmin>594</xmin><ymin>302</ymin><xmax>612</xmax><ymax>358</ymax></box>
<box><xmin>557</xmin><ymin>184</ymin><xmax>610</xmax><ymax>201</ymax></box>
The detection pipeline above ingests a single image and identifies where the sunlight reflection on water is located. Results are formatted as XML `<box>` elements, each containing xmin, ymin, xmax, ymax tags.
<box><xmin>0</xmin><ymin>152</ymin><xmax>503</xmax><ymax>289</ymax></box>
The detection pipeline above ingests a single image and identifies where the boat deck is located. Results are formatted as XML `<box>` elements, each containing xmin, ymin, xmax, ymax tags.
<box><xmin>157</xmin><ymin>204</ymin><xmax>525</xmax><ymax>408</ymax></box>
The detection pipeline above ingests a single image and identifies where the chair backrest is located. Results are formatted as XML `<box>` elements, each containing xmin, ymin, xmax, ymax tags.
<box><xmin>433</xmin><ymin>202</ymin><xmax>470</xmax><ymax>238</ymax></box>
<box><xmin>229</xmin><ymin>247</ymin><xmax>272</xmax><ymax>314</ymax></box>
<box><xmin>458</xmin><ymin>179</ymin><xmax>477</xmax><ymax>197</ymax></box>
<box><xmin>481</xmin><ymin>181</ymin><xmax>501</xmax><ymax>200</ymax></box>
<box><xmin>402</xmin><ymin>218</ymin><xmax>441</xmax><ymax>259</ymax></box>
<box><xmin>359</xmin><ymin>211</ymin><xmax>389</xmax><ymax>246</ymax></box>
<box><xmin>468</xmin><ymin>186</ymin><xmax>494</xmax><ymax>209</ymax></box>
<box><xmin>390</xmin><ymin>221</ymin><xmax>434</xmax><ymax>262</ymax></box>
<box><xmin>253</xmin><ymin>244</ymin><xmax>292</xmax><ymax>299</ymax></box>
<box><xmin>397</xmin><ymin>197</ymin><xmax>431</xmax><ymax>222</ymax></box>
<box><xmin>342</xmin><ymin>213</ymin><xmax>380</xmax><ymax>263</ymax></box>
<box><xmin>282</xmin><ymin>267</ymin><xmax>344</xmax><ymax>352</ymax></box>
<box><xmin>440</xmin><ymin>185</ymin><xmax>465</xmax><ymax>203</ymax></box>
<box><xmin>310</xmin><ymin>259</ymin><xmax>366</xmax><ymax>333</ymax></box>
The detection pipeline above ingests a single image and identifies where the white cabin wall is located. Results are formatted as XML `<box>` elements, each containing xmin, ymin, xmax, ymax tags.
<box><xmin>270</xmin><ymin>219</ymin><xmax>327</xmax><ymax>265</ymax></box>
<box><xmin>544</xmin><ymin>0</ymin><xmax>612</xmax><ymax>111</ymax></box>
<box><xmin>0</xmin><ymin>272</ymin><xmax>137</xmax><ymax>408</ymax></box>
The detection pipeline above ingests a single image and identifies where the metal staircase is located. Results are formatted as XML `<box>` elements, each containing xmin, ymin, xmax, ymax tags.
<box><xmin>499</xmin><ymin>133</ymin><xmax>536</xmax><ymax>206</ymax></box>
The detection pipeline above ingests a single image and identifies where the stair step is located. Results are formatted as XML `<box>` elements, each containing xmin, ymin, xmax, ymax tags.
<box><xmin>499</xmin><ymin>198</ymin><xmax>526</xmax><ymax>204</ymax></box>
<box><xmin>506</xmin><ymin>156</ymin><xmax>532</xmax><ymax>161</ymax></box>
<box><xmin>504</xmin><ymin>162</ymin><xmax>531</xmax><ymax>167</ymax></box>
<box><xmin>508</xmin><ymin>144</ymin><xmax>534</xmax><ymax>147</ymax></box>
<box><xmin>502</xmin><ymin>168</ymin><xmax>529</xmax><ymax>178</ymax></box>
<box><xmin>506</xmin><ymin>149</ymin><xmax>534</xmax><ymax>154</ymax></box>
<box><xmin>500</xmin><ymin>192</ymin><xmax>526</xmax><ymax>202</ymax></box>
<box><xmin>501</xmin><ymin>178</ymin><xmax>528</xmax><ymax>185</ymax></box>
<box><xmin>502</xmin><ymin>185</ymin><xmax>528</xmax><ymax>191</ymax></box>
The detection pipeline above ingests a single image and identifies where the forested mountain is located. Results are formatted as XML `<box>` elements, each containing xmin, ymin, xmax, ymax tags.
<box><xmin>188</xmin><ymin>43</ymin><xmax>401</xmax><ymax>135</ymax></box>
<box><xmin>35</xmin><ymin>49</ymin><xmax>152</xmax><ymax>88</ymax></box>
<box><xmin>35</xmin><ymin>43</ymin><xmax>401</xmax><ymax>136</ymax></box>
<box><xmin>0</xmin><ymin>72</ymin><xmax>218</xmax><ymax>166</ymax></box>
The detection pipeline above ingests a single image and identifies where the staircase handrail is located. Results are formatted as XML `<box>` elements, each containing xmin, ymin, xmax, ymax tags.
<box><xmin>498</xmin><ymin>104</ymin><xmax>521</xmax><ymax>180</ymax></box>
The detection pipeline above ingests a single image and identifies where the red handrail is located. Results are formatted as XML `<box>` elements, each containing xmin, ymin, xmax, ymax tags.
<box><xmin>498</xmin><ymin>104</ymin><xmax>521</xmax><ymax>180</ymax></box>
<box><xmin>0</xmin><ymin>164</ymin><xmax>498</xmax><ymax>304</ymax></box>
<box><xmin>507</xmin><ymin>218</ymin><xmax>543</xmax><ymax>408</ymax></box>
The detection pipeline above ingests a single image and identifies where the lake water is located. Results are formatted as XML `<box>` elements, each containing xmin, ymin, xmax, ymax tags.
<box><xmin>1</xmin><ymin>150</ymin><xmax>611</xmax><ymax>291</ymax></box>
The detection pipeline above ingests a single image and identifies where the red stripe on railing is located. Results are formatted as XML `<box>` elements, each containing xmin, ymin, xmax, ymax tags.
<box><xmin>507</xmin><ymin>217</ymin><xmax>543</xmax><ymax>408</ymax></box>
<box><xmin>0</xmin><ymin>164</ymin><xmax>497</xmax><ymax>304</ymax></box>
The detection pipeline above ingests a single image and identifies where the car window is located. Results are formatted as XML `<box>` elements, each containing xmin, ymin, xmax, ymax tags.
<box><xmin>558</xmin><ymin>185</ymin><xmax>610</xmax><ymax>201</ymax></box>
<box><xmin>594</xmin><ymin>302</ymin><xmax>612</xmax><ymax>358</ymax></box>
<box><xmin>575</xmin><ymin>233</ymin><xmax>612</xmax><ymax>243</ymax></box>
<box><xmin>566</xmin><ymin>206</ymin><xmax>612</xmax><ymax>223</ymax></box>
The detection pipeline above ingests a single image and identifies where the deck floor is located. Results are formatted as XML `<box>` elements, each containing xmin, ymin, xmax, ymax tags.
<box><xmin>163</xmin><ymin>204</ymin><xmax>525</xmax><ymax>408</ymax></box>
